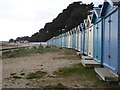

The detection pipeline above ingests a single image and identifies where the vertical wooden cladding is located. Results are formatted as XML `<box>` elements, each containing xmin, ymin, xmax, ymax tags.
<box><xmin>71</xmin><ymin>28</ymin><xmax>76</xmax><ymax>49</ymax></box>
<box><xmin>76</xmin><ymin>25</ymin><xmax>81</xmax><ymax>51</ymax></box>
<box><xmin>58</xmin><ymin>35</ymin><xmax>61</xmax><ymax>47</ymax></box>
<box><xmin>101</xmin><ymin>0</ymin><xmax>120</xmax><ymax>74</ymax></box>
<box><xmin>87</xmin><ymin>15</ymin><xmax>94</xmax><ymax>58</ymax></box>
<box><xmin>88</xmin><ymin>25</ymin><xmax>94</xmax><ymax>57</ymax></box>
<box><xmin>67</xmin><ymin>31</ymin><xmax>71</xmax><ymax>48</ymax></box>
<box><xmin>118</xmin><ymin>7</ymin><xmax>120</xmax><ymax>74</ymax></box>
<box><xmin>91</xmin><ymin>7</ymin><xmax>103</xmax><ymax>64</ymax></box>
<box><xmin>64</xmin><ymin>33</ymin><xmax>67</xmax><ymax>48</ymax></box>
<box><xmin>70</xmin><ymin>30</ymin><xmax>73</xmax><ymax>48</ymax></box>
<box><xmin>80</xmin><ymin>23</ymin><xmax>85</xmax><ymax>54</ymax></box>
<box><xmin>103</xmin><ymin>11</ymin><xmax>118</xmax><ymax>72</ymax></box>
<box><xmin>84</xmin><ymin>19</ymin><xmax>89</xmax><ymax>55</ymax></box>
<box><xmin>75</xmin><ymin>27</ymin><xmax>78</xmax><ymax>50</ymax></box>
<box><xmin>94</xmin><ymin>21</ymin><xmax>102</xmax><ymax>63</ymax></box>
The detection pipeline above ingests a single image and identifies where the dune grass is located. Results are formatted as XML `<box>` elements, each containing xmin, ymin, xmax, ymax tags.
<box><xmin>2</xmin><ymin>46</ymin><xmax>58</xmax><ymax>59</ymax></box>
<box><xmin>26</xmin><ymin>70</ymin><xmax>47</xmax><ymax>79</ymax></box>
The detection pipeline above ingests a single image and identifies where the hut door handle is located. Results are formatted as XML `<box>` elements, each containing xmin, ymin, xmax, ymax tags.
<box><xmin>108</xmin><ymin>55</ymin><xmax>110</xmax><ymax>59</ymax></box>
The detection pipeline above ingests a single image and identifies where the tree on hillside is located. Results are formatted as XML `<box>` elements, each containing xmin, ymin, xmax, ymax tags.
<box><xmin>29</xmin><ymin>1</ymin><xmax>94</xmax><ymax>42</ymax></box>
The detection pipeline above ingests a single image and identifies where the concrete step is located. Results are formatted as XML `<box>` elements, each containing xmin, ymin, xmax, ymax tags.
<box><xmin>82</xmin><ymin>55</ymin><xmax>93</xmax><ymax>60</ymax></box>
<box><xmin>76</xmin><ymin>52</ymin><xmax>81</xmax><ymax>55</ymax></box>
<box><xmin>81</xmin><ymin>60</ymin><xmax>100</xmax><ymax>68</ymax></box>
<box><xmin>95</xmin><ymin>68</ymin><xmax>118</xmax><ymax>81</ymax></box>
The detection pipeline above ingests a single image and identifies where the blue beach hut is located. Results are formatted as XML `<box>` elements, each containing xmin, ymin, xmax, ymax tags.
<box><xmin>80</xmin><ymin>23</ymin><xmax>85</xmax><ymax>54</ymax></box>
<box><xmin>101</xmin><ymin>0</ymin><xmax>120</xmax><ymax>75</ymax></box>
<box><xmin>63</xmin><ymin>33</ymin><xmax>67</xmax><ymax>48</ymax></box>
<box><xmin>58</xmin><ymin>35</ymin><xmax>61</xmax><ymax>47</ymax></box>
<box><xmin>75</xmin><ymin>27</ymin><xmax>78</xmax><ymax>50</ymax></box>
<box><xmin>64</xmin><ymin>33</ymin><xmax>67</xmax><ymax>48</ymax></box>
<box><xmin>72</xmin><ymin>29</ymin><xmax>76</xmax><ymax>49</ymax></box>
<box><xmin>91</xmin><ymin>7</ymin><xmax>103</xmax><ymax>64</ymax></box>
<box><xmin>70</xmin><ymin>30</ymin><xmax>73</xmax><ymax>48</ymax></box>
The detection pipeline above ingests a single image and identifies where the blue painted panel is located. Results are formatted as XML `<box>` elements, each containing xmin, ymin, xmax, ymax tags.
<box><xmin>97</xmin><ymin>21</ymin><xmax>102</xmax><ymax>63</ymax></box>
<box><xmin>103</xmin><ymin>16</ymin><xmax>110</xmax><ymax>67</ymax></box>
<box><xmin>93</xmin><ymin>21</ymin><xmax>102</xmax><ymax>64</ymax></box>
<box><xmin>59</xmin><ymin>36</ymin><xmax>61</xmax><ymax>47</ymax></box>
<box><xmin>73</xmin><ymin>32</ymin><xmax>75</xmax><ymax>49</ymax></box>
<box><xmin>103</xmin><ymin>10</ymin><xmax>118</xmax><ymax>73</ymax></box>
<box><xmin>62</xmin><ymin>34</ymin><xmax>64</xmax><ymax>47</ymax></box>
<box><xmin>93</xmin><ymin>24</ymin><xmax>98</xmax><ymax>60</ymax></box>
<box><xmin>81</xmin><ymin>30</ymin><xmax>85</xmax><ymax>54</ymax></box>
<box><xmin>64</xmin><ymin>35</ymin><xmax>67</xmax><ymax>48</ymax></box>
<box><xmin>72</xmin><ymin>31</ymin><xmax>76</xmax><ymax>49</ymax></box>
<box><xmin>72</xmin><ymin>33</ymin><xmax>74</xmax><ymax>48</ymax></box>
<box><xmin>109</xmin><ymin>11</ymin><xmax>118</xmax><ymax>71</ymax></box>
<box><xmin>65</xmin><ymin>35</ymin><xmax>67</xmax><ymax>47</ymax></box>
<box><xmin>70</xmin><ymin>32</ymin><xmax>72</xmax><ymax>48</ymax></box>
<box><xmin>118</xmin><ymin>7</ymin><xmax>120</xmax><ymax>74</ymax></box>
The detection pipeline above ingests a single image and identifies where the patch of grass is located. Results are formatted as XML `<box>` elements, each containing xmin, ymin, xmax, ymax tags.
<box><xmin>54</xmin><ymin>63</ymin><xmax>95</xmax><ymax>77</ymax></box>
<box><xmin>12</xmin><ymin>76</ymin><xmax>22</xmax><ymax>79</ymax></box>
<box><xmin>44</xmin><ymin>83</ymin><xmax>68</xmax><ymax>90</ymax></box>
<box><xmin>2</xmin><ymin>46</ymin><xmax>59</xmax><ymax>59</ymax></box>
<box><xmin>64</xmin><ymin>49</ymin><xmax>77</xmax><ymax>55</ymax></box>
<box><xmin>10</xmin><ymin>73</ymin><xmax>16</xmax><ymax>76</ymax></box>
<box><xmin>20</xmin><ymin>73</ymin><xmax>25</xmax><ymax>76</ymax></box>
<box><xmin>26</xmin><ymin>70</ymin><xmax>47</xmax><ymax>79</ymax></box>
<box><xmin>46</xmin><ymin>46</ymin><xmax>51</xmax><ymax>48</ymax></box>
<box><xmin>43</xmin><ymin>47</ymin><xmax>59</xmax><ymax>53</ymax></box>
<box><xmin>53</xmin><ymin>63</ymin><xmax>120</xmax><ymax>88</ymax></box>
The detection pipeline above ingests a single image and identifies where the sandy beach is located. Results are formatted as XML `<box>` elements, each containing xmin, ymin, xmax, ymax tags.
<box><xmin>2</xmin><ymin>49</ymin><xmax>81</xmax><ymax>88</ymax></box>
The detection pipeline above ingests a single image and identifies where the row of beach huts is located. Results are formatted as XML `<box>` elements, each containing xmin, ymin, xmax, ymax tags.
<box><xmin>47</xmin><ymin>0</ymin><xmax>120</xmax><ymax>81</ymax></box>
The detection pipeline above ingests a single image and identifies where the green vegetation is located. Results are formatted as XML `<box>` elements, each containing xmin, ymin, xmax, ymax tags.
<box><xmin>12</xmin><ymin>76</ymin><xmax>22</xmax><ymax>79</ymax></box>
<box><xmin>26</xmin><ymin>70</ymin><xmax>47</xmax><ymax>79</ymax></box>
<box><xmin>2</xmin><ymin>46</ymin><xmax>58</xmax><ymax>59</ymax></box>
<box><xmin>10</xmin><ymin>73</ymin><xmax>22</xmax><ymax>79</ymax></box>
<box><xmin>44</xmin><ymin>83</ymin><xmax>68</xmax><ymax>90</ymax></box>
<box><xmin>54</xmin><ymin>63</ymin><xmax>120</xmax><ymax>88</ymax></box>
<box><xmin>54</xmin><ymin>63</ymin><xmax>95</xmax><ymax>77</ymax></box>
<box><xmin>53</xmin><ymin>49</ymin><xmax>81</xmax><ymax>60</ymax></box>
<box><xmin>10</xmin><ymin>73</ymin><xmax>16</xmax><ymax>76</ymax></box>
<box><xmin>20</xmin><ymin>73</ymin><xmax>25</xmax><ymax>76</ymax></box>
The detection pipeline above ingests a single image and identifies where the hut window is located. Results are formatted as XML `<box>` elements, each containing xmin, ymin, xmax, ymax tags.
<box><xmin>96</xmin><ymin>27</ymin><xmax>98</xmax><ymax>29</ymax></box>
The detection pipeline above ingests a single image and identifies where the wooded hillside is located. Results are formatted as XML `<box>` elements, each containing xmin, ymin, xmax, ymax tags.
<box><xmin>10</xmin><ymin>1</ymin><xmax>93</xmax><ymax>42</ymax></box>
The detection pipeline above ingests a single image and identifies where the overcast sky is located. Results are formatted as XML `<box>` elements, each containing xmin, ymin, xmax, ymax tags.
<box><xmin>0</xmin><ymin>0</ymin><xmax>103</xmax><ymax>41</ymax></box>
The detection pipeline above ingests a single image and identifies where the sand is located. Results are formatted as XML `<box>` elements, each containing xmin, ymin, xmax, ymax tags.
<box><xmin>2</xmin><ymin>49</ymin><xmax>81</xmax><ymax>88</ymax></box>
